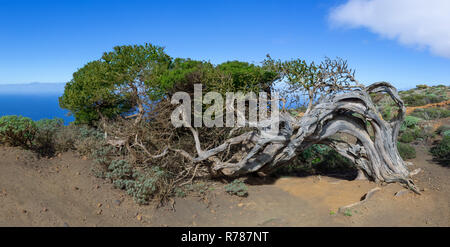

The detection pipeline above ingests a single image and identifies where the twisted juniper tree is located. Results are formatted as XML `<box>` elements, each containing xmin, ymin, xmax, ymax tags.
<box><xmin>61</xmin><ymin>45</ymin><xmax>420</xmax><ymax>201</ymax></box>
<box><xmin>166</xmin><ymin>58</ymin><xmax>420</xmax><ymax>194</ymax></box>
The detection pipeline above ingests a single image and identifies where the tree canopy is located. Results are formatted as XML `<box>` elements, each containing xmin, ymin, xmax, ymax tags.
<box><xmin>60</xmin><ymin>44</ymin><xmax>280</xmax><ymax>125</ymax></box>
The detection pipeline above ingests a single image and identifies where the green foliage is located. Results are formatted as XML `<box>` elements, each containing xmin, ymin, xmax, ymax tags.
<box><xmin>401</xmin><ymin>92</ymin><xmax>447</xmax><ymax>107</ymax></box>
<box><xmin>107</xmin><ymin>160</ymin><xmax>133</xmax><ymax>186</ymax></box>
<box><xmin>443</xmin><ymin>130</ymin><xmax>450</xmax><ymax>137</ymax></box>
<box><xmin>399</xmin><ymin>127</ymin><xmax>428</xmax><ymax>143</ymax></box>
<box><xmin>0</xmin><ymin>115</ymin><xmax>36</xmax><ymax>147</ymax></box>
<box><xmin>430</xmin><ymin>135</ymin><xmax>450</xmax><ymax>165</ymax></box>
<box><xmin>410</xmin><ymin>107</ymin><xmax>450</xmax><ymax>120</ymax></box>
<box><xmin>59</xmin><ymin>60</ymin><xmax>133</xmax><ymax>125</ymax></box>
<box><xmin>263</xmin><ymin>56</ymin><xmax>357</xmax><ymax>109</ymax></box>
<box><xmin>155</xmin><ymin>58</ymin><xmax>213</xmax><ymax>95</ymax></box>
<box><xmin>264</xmin><ymin>56</ymin><xmax>319</xmax><ymax>92</ymax></box>
<box><xmin>381</xmin><ymin>105</ymin><xmax>393</xmax><ymax>121</ymax></box>
<box><xmin>216</xmin><ymin>60</ymin><xmax>278</xmax><ymax>93</ymax></box>
<box><xmin>224</xmin><ymin>179</ymin><xmax>248</xmax><ymax>197</ymax></box>
<box><xmin>416</xmin><ymin>84</ymin><xmax>428</xmax><ymax>89</ymax></box>
<box><xmin>399</xmin><ymin>131</ymin><xmax>415</xmax><ymax>143</ymax></box>
<box><xmin>106</xmin><ymin>160</ymin><xmax>169</xmax><ymax>204</ymax></box>
<box><xmin>60</xmin><ymin>43</ymin><xmax>171</xmax><ymax>125</ymax></box>
<box><xmin>73</xmin><ymin>126</ymin><xmax>106</xmax><ymax>156</ymax></box>
<box><xmin>102</xmin><ymin>43</ymin><xmax>172</xmax><ymax>99</ymax></box>
<box><xmin>60</xmin><ymin>43</ymin><xmax>280</xmax><ymax>125</ymax></box>
<box><xmin>436</xmin><ymin>125</ymin><xmax>450</xmax><ymax>136</ymax></box>
<box><xmin>400</xmin><ymin>116</ymin><xmax>422</xmax><ymax>131</ymax></box>
<box><xmin>397</xmin><ymin>142</ymin><xmax>416</xmax><ymax>160</ymax></box>
<box><xmin>343</xmin><ymin>209</ymin><xmax>353</xmax><ymax>217</ymax></box>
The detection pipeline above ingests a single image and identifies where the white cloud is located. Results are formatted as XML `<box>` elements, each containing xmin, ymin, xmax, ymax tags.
<box><xmin>329</xmin><ymin>0</ymin><xmax>450</xmax><ymax>58</ymax></box>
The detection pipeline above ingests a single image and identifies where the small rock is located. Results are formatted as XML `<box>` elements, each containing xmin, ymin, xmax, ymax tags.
<box><xmin>74</xmin><ymin>186</ymin><xmax>79</xmax><ymax>191</ymax></box>
<box><xmin>76</xmin><ymin>172</ymin><xmax>81</xmax><ymax>176</ymax></box>
<box><xmin>22</xmin><ymin>209</ymin><xmax>28</xmax><ymax>214</ymax></box>
<box><xmin>96</xmin><ymin>209</ymin><xmax>102</xmax><ymax>215</ymax></box>
<box><xmin>113</xmin><ymin>200</ymin><xmax>122</xmax><ymax>206</ymax></box>
<box><xmin>63</xmin><ymin>222</ymin><xmax>70</xmax><ymax>227</ymax></box>
<box><xmin>136</xmin><ymin>214</ymin><xmax>142</xmax><ymax>221</ymax></box>
<box><xmin>42</xmin><ymin>208</ymin><xmax>48</xmax><ymax>212</ymax></box>
<box><xmin>97</xmin><ymin>203</ymin><xmax>102</xmax><ymax>208</ymax></box>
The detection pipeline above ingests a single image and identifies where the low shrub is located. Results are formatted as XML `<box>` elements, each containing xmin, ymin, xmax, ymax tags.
<box><xmin>0</xmin><ymin>115</ymin><xmax>37</xmax><ymax>147</ymax></box>
<box><xmin>430</xmin><ymin>135</ymin><xmax>450</xmax><ymax>165</ymax></box>
<box><xmin>399</xmin><ymin>131</ymin><xmax>415</xmax><ymax>143</ymax></box>
<box><xmin>436</xmin><ymin>125</ymin><xmax>450</xmax><ymax>136</ymax></box>
<box><xmin>444</xmin><ymin>130</ymin><xmax>450</xmax><ymax>137</ymax></box>
<box><xmin>106</xmin><ymin>159</ymin><xmax>170</xmax><ymax>204</ymax></box>
<box><xmin>410</xmin><ymin>108</ymin><xmax>450</xmax><ymax>120</ymax></box>
<box><xmin>397</xmin><ymin>142</ymin><xmax>416</xmax><ymax>159</ymax></box>
<box><xmin>224</xmin><ymin>179</ymin><xmax>248</xmax><ymax>197</ymax></box>
<box><xmin>402</xmin><ymin>94</ymin><xmax>446</xmax><ymax>107</ymax></box>
<box><xmin>400</xmin><ymin>116</ymin><xmax>422</xmax><ymax>131</ymax></box>
<box><xmin>73</xmin><ymin>126</ymin><xmax>106</xmax><ymax>156</ymax></box>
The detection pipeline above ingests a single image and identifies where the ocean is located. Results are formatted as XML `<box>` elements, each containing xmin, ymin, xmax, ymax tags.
<box><xmin>0</xmin><ymin>83</ymin><xmax>74</xmax><ymax>124</ymax></box>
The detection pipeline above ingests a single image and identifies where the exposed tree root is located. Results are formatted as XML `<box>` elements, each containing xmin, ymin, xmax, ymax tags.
<box><xmin>338</xmin><ymin>187</ymin><xmax>381</xmax><ymax>214</ymax></box>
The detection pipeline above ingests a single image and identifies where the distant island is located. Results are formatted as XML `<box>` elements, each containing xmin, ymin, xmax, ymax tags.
<box><xmin>0</xmin><ymin>82</ymin><xmax>66</xmax><ymax>95</ymax></box>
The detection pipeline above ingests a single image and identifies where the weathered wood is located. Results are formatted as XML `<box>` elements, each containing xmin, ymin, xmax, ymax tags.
<box><xmin>166</xmin><ymin>82</ymin><xmax>420</xmax><ymax>193</ymax></box>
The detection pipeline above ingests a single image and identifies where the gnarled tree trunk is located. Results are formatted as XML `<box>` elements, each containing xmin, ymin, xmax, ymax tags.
<box><xmin>170</xmin><ymin>82</ymin><xmax>420</xmax><ymax>193</ymax></box>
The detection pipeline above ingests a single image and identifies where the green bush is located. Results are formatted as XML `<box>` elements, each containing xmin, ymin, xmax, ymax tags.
<box><xmin>0</xmin><ymin>115</ymin><xmax>37</xmax><ymax>147</ymax></box>
<box><xmin>402</xmin><ymin>94</ymin><xmax>446</xmax><ymax>107</ymax></box>
<box><xmin>399</xmin><ymin>125</ymin><xmax>432</xmax><ymax>143</ymax></box>
<box><xmin>410</xmin><ymin>108</ymin><xmax>450</xmax><ymax>120</ymax></box>
<box><xmin>397</xmin><ymin>142</ymin><xmax>416</xmax><ymax>159</ymax></box>
<box><xmin>400</xmin><ymin>116</ymin><xmax>422</xmax><ymax>131</ymax></box>
<box><xmin>224</xmin><ymin>179</ymin><xmax>248</xmax><ymax>197</ymax></box>
<box><xmin>399</xmin><ymin>131</ymin><xmax>415</xmax><ymax>143</ymax></box>
<box><xmin>73</xmin><ymin>126</ymin><xmax>106</xmax><ymax>156</ymax></box>
<box><xmin>436</xmin><ymin>125</ymin><xmax>450</xmax><ymax>136</ymax></box>
<box><xmin>430</xmin><ymin>135</ymin><xmax>450</xmax><ymax>165</ymax></box>
<box><xmin>125</xmin><ymin>167</ymin><xmax>169</xmax><ymax>205</ymax></box>
<box><xmin>106</xmin><ymin>160</ymin><xmax>170</xmax><ymax>204</ymax></box>
<box><xmin>443</xmin><ymin>130</ymin><xmax>450</xmax><ymax>137</ymax></box>
<box><xmin>107</xmin><ymin>160</ymin><xmax>133</xmax><ymax>185</ymax></box>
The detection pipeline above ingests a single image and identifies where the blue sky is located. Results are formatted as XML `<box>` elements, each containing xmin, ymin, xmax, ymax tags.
<box><xmin>0</xmin><ymin>0</ymin><xmax>449</xmax><ymax>89</ymax></box>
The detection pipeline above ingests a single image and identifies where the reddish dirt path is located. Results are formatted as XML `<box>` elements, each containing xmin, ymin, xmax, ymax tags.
<box><xmin>405</xmin><ymin>99</ymin><xmax>450</xmax><ymax>114</ymax></box>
